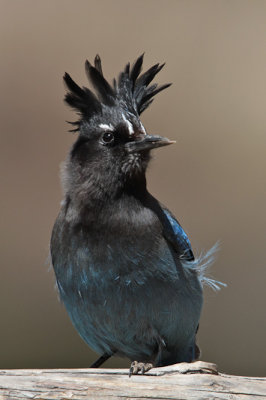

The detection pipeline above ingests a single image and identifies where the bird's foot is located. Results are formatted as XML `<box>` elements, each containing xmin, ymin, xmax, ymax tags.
<box><xmin>129</xmin><ymin>361</ymin><xmax>154</xmax><ymax>377</ymax></box>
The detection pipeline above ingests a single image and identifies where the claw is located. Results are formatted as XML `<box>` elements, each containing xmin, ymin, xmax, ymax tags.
<box><xmin>129</xmin><ymin>361</ymin><xmax>154</xmax><ymax>377</ymax></box>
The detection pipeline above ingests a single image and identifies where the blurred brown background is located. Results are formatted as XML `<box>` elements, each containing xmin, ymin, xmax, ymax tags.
<box><xmin>0</xmin><ymin>0</ymin><xmax>265</xmax><ymax>377</ymax></box>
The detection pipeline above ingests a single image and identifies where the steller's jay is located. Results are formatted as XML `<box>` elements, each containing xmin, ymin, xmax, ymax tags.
<box><xmin>50</xmin><ymin>54</ymin><xmax>222</xmax><ymax>375</ymax></box>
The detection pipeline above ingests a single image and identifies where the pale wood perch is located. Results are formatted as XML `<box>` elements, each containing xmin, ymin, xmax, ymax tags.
<box><xmin>0</xmin><ymin>361</ymin><xmax>265</xmax><ymax>399</ymax></box>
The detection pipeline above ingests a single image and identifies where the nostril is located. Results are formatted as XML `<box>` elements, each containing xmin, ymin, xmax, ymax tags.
<box><xmin>127</xmin><ymin>131</ymin><xmax>144</xmax><ymax>142</ymax></box>
<box><xmin>133</xmin><ymin>131</ymin><xmax>146</xmax><ymax>141</ymax></box>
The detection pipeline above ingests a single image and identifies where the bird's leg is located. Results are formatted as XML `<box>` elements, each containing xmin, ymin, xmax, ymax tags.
<box><xmin>90</xmin><ymin>352</ymin><xmax>113</xmax><ymax>368</ymax></box>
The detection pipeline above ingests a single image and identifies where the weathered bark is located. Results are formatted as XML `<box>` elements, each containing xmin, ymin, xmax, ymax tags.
<box><xmin>0</xmin><ymin>361</ymin><xmax>265</xmax><ymax>400</ymax></box>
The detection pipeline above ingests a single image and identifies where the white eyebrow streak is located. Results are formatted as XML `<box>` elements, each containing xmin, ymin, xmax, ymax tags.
<box><xmin>99</xmin><ymin>123</ymin><xmax>114</xmax><ymax>131</ymax></box>
<box><xmin>122</xmin><ymin>114</ymin><xmax>134</xmax><ymax>136</ymax></box>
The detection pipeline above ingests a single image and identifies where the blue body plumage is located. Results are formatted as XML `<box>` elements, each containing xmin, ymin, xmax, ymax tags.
<box><xmin>50</xmin><ymin>55</ymin><xmax>222</xmax><ymax>374</ymax></box>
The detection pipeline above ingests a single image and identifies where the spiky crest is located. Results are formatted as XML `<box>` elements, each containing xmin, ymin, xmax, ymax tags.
<box><xmin>64</xmin><ymin>54</ymin><xmax>171</xmax><ymax>130</ymax></box>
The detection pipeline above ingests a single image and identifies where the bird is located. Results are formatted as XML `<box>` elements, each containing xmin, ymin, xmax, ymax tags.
<box><xmin>50</xmin><ymin>54</ymin><xmax>222</xmax><ymax>376</ymax></box>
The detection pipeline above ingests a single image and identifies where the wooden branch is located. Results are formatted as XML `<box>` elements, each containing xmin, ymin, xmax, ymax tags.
<box><xmin>0</xmin><ymin>361</ymin><xmax>265</xmax><ymax>399</ymax></box>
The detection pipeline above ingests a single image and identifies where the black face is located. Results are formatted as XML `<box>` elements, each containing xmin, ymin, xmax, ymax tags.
<box><xmin>64</xmin><ymin>105</ymin><xmax>174</xmax><ymax>207</ymax></box>
<box><xmin>70</xmin><ymin>106</ymin><xmax>173</xmax><ymax>181</ymax></box>
<box><xmin>70</xmin><ymin>107</ymin><xmax>147</xmax><ymax>178</ymax></box>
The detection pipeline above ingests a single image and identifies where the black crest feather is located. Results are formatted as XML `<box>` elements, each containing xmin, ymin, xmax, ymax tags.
<box><xmin>64</xmin><ymin>54</ymin><xmax>171</xmax><ymax>129</ymax></box>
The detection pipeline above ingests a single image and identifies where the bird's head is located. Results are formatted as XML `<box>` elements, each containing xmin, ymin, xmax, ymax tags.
<box><xmin>63</xmin><ymin>54</ymin><xmax>174</xmax><ymax>202</ymax></box>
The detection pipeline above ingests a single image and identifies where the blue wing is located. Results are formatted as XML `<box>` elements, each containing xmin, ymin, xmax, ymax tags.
<box><xmin>162</xmin><ymin>208</ymin><xmax>194</xmax><ymax>261</ymax></box>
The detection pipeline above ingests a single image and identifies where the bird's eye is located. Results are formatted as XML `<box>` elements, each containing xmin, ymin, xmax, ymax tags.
<box><xmin>102</xmin><ymin>131</ymin><xmax>114</xmax><ymax>145</ymax></box>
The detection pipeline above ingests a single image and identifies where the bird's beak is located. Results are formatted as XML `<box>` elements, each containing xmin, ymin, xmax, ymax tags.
<box><xmin>125</xmin><ymin>134</ymin><xmax>176</xmax><ymax>153</ymax></box>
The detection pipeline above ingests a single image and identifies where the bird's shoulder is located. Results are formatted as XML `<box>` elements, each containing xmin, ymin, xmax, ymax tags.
<box><xmin>143</xmin><ymin>193</ymin><xmax>194</xmax><ymax>261</ymax></box>
<box><xmin>161</xmin><ymin>206</ymin><xmax>194</xmax><ymax>261</ymax></box>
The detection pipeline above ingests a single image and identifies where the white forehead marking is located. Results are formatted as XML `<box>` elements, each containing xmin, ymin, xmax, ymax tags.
<box><xmin>99</xmin><ymin>123</ymin><xmax>114</xmax><ymax>131</ymax></box>
<box><xmin>140</xmin><ymin>121</ymin><xmax>146</xmax><ymax>135</ymax></box>
<box><xmin>122</xmin><ymin>114</ymin><xmax>134</xmax><ymax>136</ymax></box>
